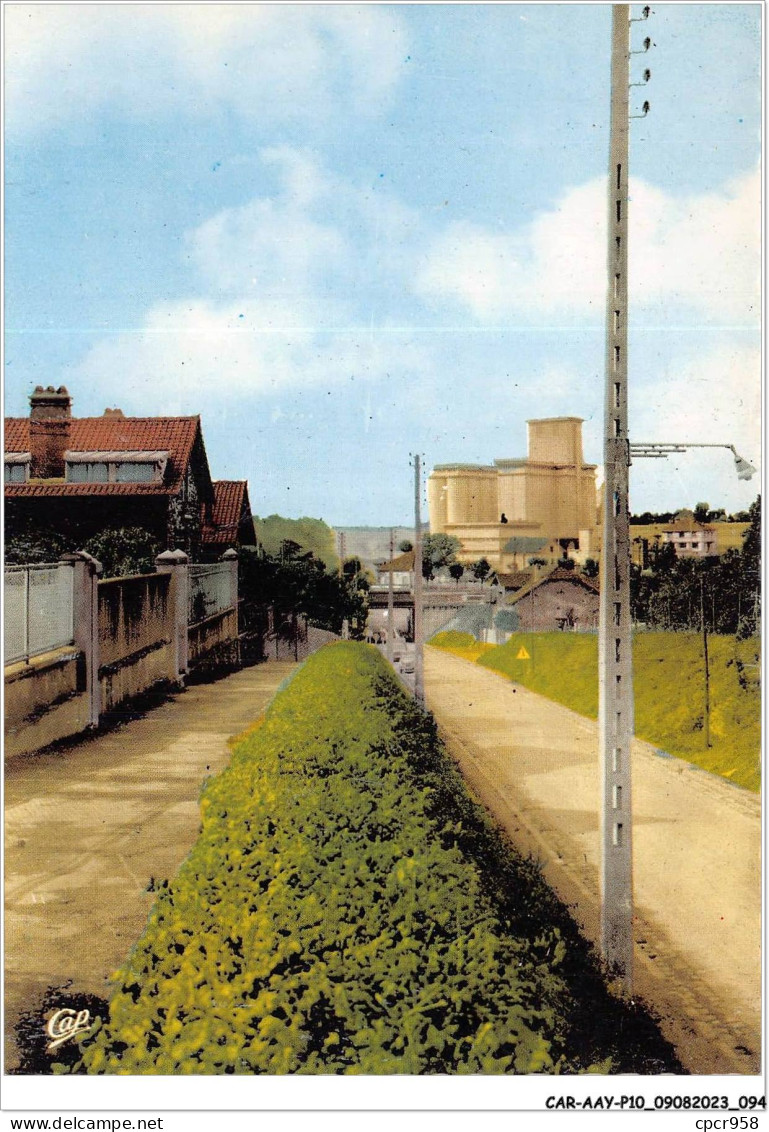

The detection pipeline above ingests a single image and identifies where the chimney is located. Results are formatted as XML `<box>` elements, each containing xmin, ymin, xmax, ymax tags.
<box><xmin>29</xmin><ymin>385</ymin><xmax>72</xmax><ymax>479</ymax></box>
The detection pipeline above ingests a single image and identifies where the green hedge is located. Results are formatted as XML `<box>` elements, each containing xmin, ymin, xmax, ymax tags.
<box><xmin>73</xmin><ymin>643</ymin><xmax>678</xmax><ymax>1074</ymax></box>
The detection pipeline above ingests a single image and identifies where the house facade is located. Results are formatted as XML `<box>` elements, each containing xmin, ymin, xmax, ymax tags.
<box><xmin>5</xmin><ymin>386</ymin><xmax>256</xmax><ymax>560</ymax></box>
<box><xmin>507</xmin><ymin>566</ymin><xmax>600</xmax><ymax>632</ymax></box>
<box><xmin>662</xmin><ymin>522</ymin><xmax>718</xmax><ymax>559</ymax></box>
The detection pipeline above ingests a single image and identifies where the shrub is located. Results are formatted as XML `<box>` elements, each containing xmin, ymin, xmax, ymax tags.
<box><xmin>72</xmin><ymin>644</ymin><xmax>679</xmax><ymax>1075</ymax></box>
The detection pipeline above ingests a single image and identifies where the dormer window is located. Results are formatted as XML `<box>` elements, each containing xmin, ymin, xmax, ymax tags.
<box><xmin>64</xmin><ymin>450</ymin><xmax>168</xmax><ymax>484</ymax></box>
<box><xmin>4</xmin><ymin>453</ymin><xmax>30</xmax><ymax>483</ymax></box>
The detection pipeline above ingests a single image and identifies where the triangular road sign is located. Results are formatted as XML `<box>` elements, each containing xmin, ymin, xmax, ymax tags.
<box><xmin>516</xmin><ymin>646</ymin><xmax>531</xmax><ymax>660</ymax></box>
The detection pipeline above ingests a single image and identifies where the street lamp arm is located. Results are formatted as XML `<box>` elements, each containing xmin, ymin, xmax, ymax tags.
<box><xmin>630</xmin><ymin>442</ymin><xmax>756</xmax><ymax>480</ymax></box>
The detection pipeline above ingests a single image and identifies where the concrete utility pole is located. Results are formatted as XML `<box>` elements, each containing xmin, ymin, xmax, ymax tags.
<box><xmin>599</xmin><ymin>3</ymin><xmax>634</xmax><ymax>988</ymax></box>
<box><xmin>387</xmin><ymin>527</ymin><xmax>395</xmax><ymax>663</ymax></box>
<box><xmin>413</xmin><ymin>455</ymin><xmax>425</xmax><ymax>706</ymax></box>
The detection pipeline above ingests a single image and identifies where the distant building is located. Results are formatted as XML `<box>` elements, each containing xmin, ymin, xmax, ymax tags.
<box><xmin>662</xmin><ymin>519</ymin><xmax>718</xmax><ymax>559</ymax></box>
<box><xmin>5</xmin><ymin>386</ymin><xmax>256</xmax><ymax>560</ymax></box>
<box><xmin>374</xmin><ymin>549</ymin><xmax>415</xmax><ymax>590</ymax></box>
<box><xmin>427</xmin><ymin>418</ymin><xmax>599</xmax><ymax>572</ymax></box>
<box><xmin>506</xmin><ymin>566</ymin><xmax>599</xmax><ymax>632</ymax></box>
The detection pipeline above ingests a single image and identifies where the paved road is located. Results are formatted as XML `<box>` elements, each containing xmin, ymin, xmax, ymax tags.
<box><xmin>4</xmin><ymin>661</ymin><xmax>297</xmax><ymax>1068</ymax></box>
<box><xmin>424</xmin><ymin>647</ymin><xmax>761</xmax><ymax>1075</ymax></box>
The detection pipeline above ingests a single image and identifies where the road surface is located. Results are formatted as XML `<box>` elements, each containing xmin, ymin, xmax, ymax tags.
<box><xmin>424</xmin><ymin>647</ymin><xmax>761</xmax><ymax>1075</ymax></box>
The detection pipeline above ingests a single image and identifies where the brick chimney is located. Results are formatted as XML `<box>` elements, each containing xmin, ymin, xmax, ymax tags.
<box><xmin>29</xmin><ymin>385</ymin><xmax>72</xmax><ymax>479</ymax></box>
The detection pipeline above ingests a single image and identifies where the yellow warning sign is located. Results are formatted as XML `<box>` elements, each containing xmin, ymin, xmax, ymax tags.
<box><xmin>516</xmin><ymin>646</ymin><xmax>530</xmax><ymax>660</ymax></box>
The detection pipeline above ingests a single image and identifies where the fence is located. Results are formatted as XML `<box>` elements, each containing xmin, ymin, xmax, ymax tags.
<box><xmin>6</xmin><ymin>549</ymin><xmax>240</xmax><ymax>759</ymax></box>
<box><xmin>4</xmin><ymin>562</ymin><xmax>75</xmax><ymax>664</ymax></box>
<box><xmin>189</xmin><ymin>562</ymin><xmax>235</xmax><ymax>624</ymax></box>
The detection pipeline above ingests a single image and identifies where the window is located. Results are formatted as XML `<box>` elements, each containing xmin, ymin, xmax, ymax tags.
<box><xmin>4</xmin><ymin>459</ymin><xmax>29</xmax><ymax>483</ymax></box>
<box><xmin>115</xmin><ymin>462</ymin><xmax>156</xmax><ymax>483</ymax></box>
<box><xmin>65</xmin><ymin>451</ymin><xmax>168</xmax><ymax>484</ymax></box>
<box><xmin>68</xmin><ymin>462</ymin><xmax>108</xmax><ymax>483</ymax></box>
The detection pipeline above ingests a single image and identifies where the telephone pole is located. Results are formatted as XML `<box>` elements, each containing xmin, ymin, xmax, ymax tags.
<box><xmin>413</xmin><ymin>455</ymin><xmax>425</xmax><ymax>706</ymax></box>
<box><xmin>387</xmin><ymin>527</ymin><xmax>395</xmax><ymax>663</ymax></box>
<box><xmin>599</xmin><ymin>3</ymin><xmax>635</xmax><ymax>988</ymax></box>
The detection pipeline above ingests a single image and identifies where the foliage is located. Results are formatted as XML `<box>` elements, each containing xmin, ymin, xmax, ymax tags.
<box><xmin>630</xmin><ymin>496</ymin><xmax>760</xmax><ymax>638</ymax></box>
<box><xmin>471</xmin><ymin>558</ymin><xmax>492</xmax><ymax>582</ymax></box>
<box><xmin>493</xmin><ymin>608</ymin><xmax>520</xmax><ymax>633</ymax></box>
<box><xmin>421</xmin><ymin>534</ymin><xmax>461</xmax><ymax>580</ymax></box>
<box><xmin>464</xmin><ymin>633</ymin><xmax>760</xmax><ymax>792</ymax></box>
<box><xmin>448</xmin><ymin>562</ymin><xmax>465</xmax><ymax>584</ymax></box>
<box><xmin>399</xmin><ymin>540</ymin><xmax>414</xmax><ymax>553</ymax></box>
<box><xmin>239</xmin><ymin>544</ymin><xmax>367</xmax><ymax>639</ymax></box>
<box><xmin>71</xmin><ymin>644</ymin><xmax>678</xmax><ymax>1074</ymax></box>
<box><xmin>4</xmin><ymin>521</ymin><xmax>67</xmax><ymax>565</ymax></box>
<box><xmin>252</xmin><ymin>515</ymin><xmax>338</xmax><ymax>570</ymax></box>
<box><xmin>82</xmin><ymin>527</ymin><xmax>161</xmax><ymax>578</ymax></box>
<box><xmin>629</xmin><ymin>511</ymin><xmax>675</xmax><ymax>526</ymax></box>
<box><xmin>581</xmin><ymin>559</ymin><xmax>599</xmax><ymax>579</ymax></box>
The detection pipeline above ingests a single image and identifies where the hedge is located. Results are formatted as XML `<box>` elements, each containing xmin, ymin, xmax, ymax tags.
<box><xmin>72</xmin><ymin>642</ymin><xmax>679</xmax><ymax>1074</ymax></box>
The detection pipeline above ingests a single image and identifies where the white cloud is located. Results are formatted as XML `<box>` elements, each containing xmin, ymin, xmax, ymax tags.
<box><xmin>633</xmin><ymin>340</ymin><xmax>761</xmax><ymax>465</ymax></box>
<box><xmin>416</xmin><ymin>169</ymin><xmax>760</xmax><ymax>326</ymax></box>
<box><xmin>70</xmin><ymin>297</ymin><xmax>433</xmax><ymax>414</ymax></box>
<box><xmin>5</xmin><ymin>5</ymin><xmax>408</xmax><ymax>137</ymax></box>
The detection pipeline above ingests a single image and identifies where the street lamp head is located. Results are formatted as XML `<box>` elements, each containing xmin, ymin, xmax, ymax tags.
<box><xmin>732</xmin><ymin>449</ymin><xmax>756</xmax><ymax>481</ymax></box>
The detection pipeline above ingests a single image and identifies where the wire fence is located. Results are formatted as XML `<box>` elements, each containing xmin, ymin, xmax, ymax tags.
<box><xmin>4</xmin><ymin>562</ymin><xmax>76</xmax><ymax>664</ymax></box>
<box><xmin>188</xmin><ymin>562</ymin><xmax>235</xmax><ymax>625</ymax></box>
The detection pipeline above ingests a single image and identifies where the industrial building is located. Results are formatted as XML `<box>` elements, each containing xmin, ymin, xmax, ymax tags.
<box><xmin>427</xmin><ymin>418</ymin><xmax>600</xmax><ymax>572</ymax></box>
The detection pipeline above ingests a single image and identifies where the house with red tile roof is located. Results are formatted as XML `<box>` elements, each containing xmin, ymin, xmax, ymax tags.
<box><xmin>5</xmin><ymin>386</ymin><xmax>256</xmax><ymax>560</ymax></box>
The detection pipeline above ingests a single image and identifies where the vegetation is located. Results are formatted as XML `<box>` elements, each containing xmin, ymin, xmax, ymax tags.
<box><xmin>631</xmin><ymin>496</ymin><xmax>760</xmax><ymax>638</ymax></box>
<box><xmin>82</xmin><ymin>527</ymin><xmax>162</xmax><ymax>578</ymax></box>
<box><xmin>421</xmin><ymin>533</ymin><xmax>461</xmax><ymax>580</ymax></box>
<box><xmin>252</xmin><ymin>515</ymin><xmax>338</xmax><ymax>570</ymax></box>
<box><xmin>471</xmin><ymin>558</ymin><xmax>492</xmax><ymax>583</ymax></box>
<box><xmin>70</xmin><ymin>643</ymin><xmax>679</xmax><ymax>1074</ymax></box>
<box><xmin>4</xmin><ymin>520</ymin><xmax>67</xmax><ymax>565</ymax></box>
<box><xmin>430</xmin><ymin>632</ymin><xmax>760</xmax><ymax>792</ymax></box>
<box><xmin>430</xmin><ymin>631</ymin><xmax>494</xmax><ymax>663</ymax></box>
<box><xmin>239</xmin><ymin>542</ymin><xmax>368</xmax><ymax>645</ymax></box>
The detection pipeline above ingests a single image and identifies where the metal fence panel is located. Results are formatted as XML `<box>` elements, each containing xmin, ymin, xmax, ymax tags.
<box><xmin>188</xmin><ymin>563</ymin><xmax>233</xmax><ymax>624</ymax></box>
<box><xmin>4</xmin><ymin>563</ymin><xmax>75</xmax><ymax>664</ymax></box>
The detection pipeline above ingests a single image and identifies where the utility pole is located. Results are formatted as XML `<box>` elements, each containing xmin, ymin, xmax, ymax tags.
<box><xmin>598</xmin><ymin>3</ymin><xmax>634</xmax><ymax>988</ymax></box>
<box><xmin>700</xmin><ymin>577</ymin><xmax>711</xmax><ymax>750</ymax></box>
<box><xmin>387</xmin><ymin>527</ymin><xmax>395</xmax><ymax>664</ymax></box>
<box><xmin>413</xmin><ymin>455</ymin><xmax>425</xmax><ymax>706</ymax></box>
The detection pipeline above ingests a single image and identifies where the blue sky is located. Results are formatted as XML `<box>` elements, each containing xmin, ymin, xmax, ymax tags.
<box><xmin>5</xmin><ymin>3</ymin><xmax>761</xmax><ymax>525</ymax></box>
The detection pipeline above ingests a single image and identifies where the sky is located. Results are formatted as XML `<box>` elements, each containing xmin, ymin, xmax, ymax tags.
<box><xmin>4</xmin><ymin>2</ymin><xmax>761</xmax><ymax>526</ymax></box>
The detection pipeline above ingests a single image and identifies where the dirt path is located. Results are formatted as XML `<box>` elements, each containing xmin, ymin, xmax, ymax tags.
<box><xmin>424</xmin><ymin>647</ymin><xmax>761</xmax><ymax>1075</ymax></box>
<box><xmin>4</xmin><ymin>661</ymin><xmax>296</xmax><ymax>1068</ymax></box>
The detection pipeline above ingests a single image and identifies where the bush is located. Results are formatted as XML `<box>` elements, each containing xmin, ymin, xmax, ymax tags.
<box><xmin>71</xmin><ymin>644</ymin><xmax>679</xmax><ymax>1075</ymax></box>
<box><xmin>82</xmin><ymin>527</ymin><xmax>161</xmax><ymax>579</ymax></box>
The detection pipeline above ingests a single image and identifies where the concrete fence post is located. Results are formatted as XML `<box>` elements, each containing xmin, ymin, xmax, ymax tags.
<box><xmin>61</xmin><ymin>551</ymin><xmax>102</xmax><ymax>729</ymax></box>
<box><xmin>222</xmin><ymin>548</ymin><xmax>239</xmax><ymax>634</ymax></box>
<box><xmin>155</xmin><ymin>549</ymin><xmax>189</xmax><ymax>684</ymax></box>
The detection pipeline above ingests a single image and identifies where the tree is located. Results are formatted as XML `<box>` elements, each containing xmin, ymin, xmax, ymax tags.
<box><xmin>252</xmin><ymin>515</ymin><xmax>337</xmax><ymax>570</ymax></box>
<box><xmin>472</xmin><ymin>558</ymin><xmax>492</xmax><ymax>583</ymax></box>
<box><xmin>421</xmin><ymin>533</ymin><xmax>461</xmax><ymax>580</ymax></box>
<box><xmin>398</xmin><ymin>540</ymin><xmax>413</xmax><ymax>553</ymax></box>
<box><xmin>582</xmin><ymin>558</ymin><xmax>599</xmax><ymax>578</ymax></box>
<box><xmin>694</xmin><ymin>502</ymin><xmax>710</xmax><ymax>524</ymax></box>
<box><xmin>82</xmin><ymin>527</ymin><xmax>161</xmax><ymax>578</ymax></box>
<box><xmin>736</xmin><ymin>495</ymin><xmax>760</xmax><ymax>638</ymax></box>
<box><xmin>238</xmin><ymin>543</ymin><xmax>369</xmax><ymax>652</ymax></box>
<box><xmin>448</xmin><ymin>562</ymin><xmax>465</xmax><ymax>585</ymax></box>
